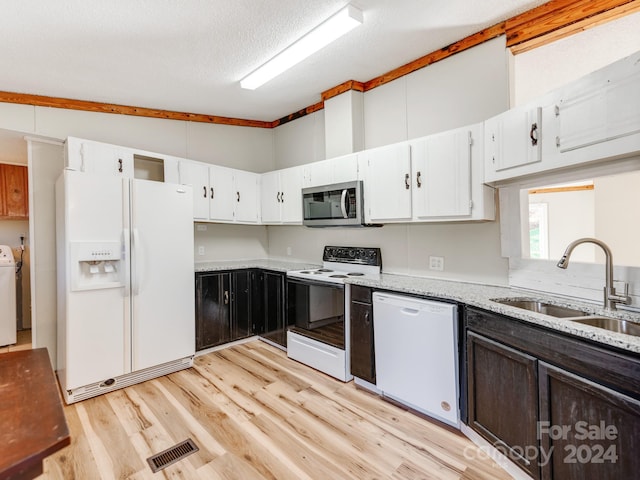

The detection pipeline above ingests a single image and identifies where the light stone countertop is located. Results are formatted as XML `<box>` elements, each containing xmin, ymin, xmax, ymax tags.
<box><xmin>194</xmin><ymin>260</ymin><xmax>640</xmax><ymax>355</ymax></box>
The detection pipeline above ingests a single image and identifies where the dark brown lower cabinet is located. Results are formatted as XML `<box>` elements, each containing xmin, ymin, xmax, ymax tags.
<box><xmin>466</xmin><ymin>307</ymin><xmax>640</xmax><ymax>480</ymax></box>
<box><xmin>196</xmin><ymin>270</ymin><xmax>263</xmax><ymax>351</ymax></box>
<box><xmin>467</xmin><ymin>331</ymin><xmax>540</xmax><ymax>478</ymax></box>
<box><xmin>260</xmin><ymin>270</ymin><xmax>287</xmax><ymax>347</ymax></box>
<box><xmin>538</xmin><ymin>362</ymin><xmax>640</xmax><ymax>480</ymax></box>
<box><xmin>350</xmin><ymin>285</ymin><xmax>375</xmax><ymax>384</ymax></box>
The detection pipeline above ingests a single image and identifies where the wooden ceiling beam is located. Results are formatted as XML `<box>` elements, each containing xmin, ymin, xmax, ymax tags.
<box><xmin>0</xmin><ymin>91</ymin><xmax>273</xmax><ymax>129</ymax></box>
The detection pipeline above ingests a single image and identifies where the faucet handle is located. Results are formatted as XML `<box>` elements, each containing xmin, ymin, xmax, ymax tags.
<box><xmin>609</xmin><ymin>280</ymin><xmax>631</xmax><ymax>305</ymax></box>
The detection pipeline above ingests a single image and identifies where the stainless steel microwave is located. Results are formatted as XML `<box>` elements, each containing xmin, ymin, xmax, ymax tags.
<box><xmin>302</xmin><ymin>181</ymin><xmax>376</xmax><ymax>227</ymax></box>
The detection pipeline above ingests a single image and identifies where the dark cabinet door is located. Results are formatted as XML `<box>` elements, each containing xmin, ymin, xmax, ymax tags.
<box><xmin>195</xmin><ymin>272</ymin><xmax>231</xmax><ymax>350</ymax></box>
<box><xmin>467</xmin><ymin>331</ymin><xmax>541</xmax><ymax>479</ymax></box>
<box><xmin>539</xmin><ymin>362</ymin><xmax>640</xmax><ymax>480</ymax></box>
<box><xmin>350</xmin><ymin>298</ymin><xmax>375</xmax><ymax>384</ymax></box>
<box><xmin>261</xmin><ymin>270</ymin><xmax>286</xmax><ymax>346</ymax></box>
<box><xmin>232</xmin><ymin>270</ymin><xmax>252</xmax><ymax>340</ymax></box>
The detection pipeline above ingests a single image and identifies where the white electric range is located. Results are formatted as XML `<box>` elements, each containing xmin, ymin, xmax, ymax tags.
<box><xmin>286</xmin><ymin>246</ymin><xmax>382</xmax><ymax>381</ymax></box>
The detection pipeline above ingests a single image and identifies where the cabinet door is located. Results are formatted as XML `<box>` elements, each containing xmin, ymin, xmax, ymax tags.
<box><xmin>232</xmin><ymin>270</ymin><xmax>253</xmax><ymax>340</ymax></box>
<box><xmin>411</xmin><ymin>130</ymin><xmax>471</xmax><ymax>220</ymax></box>
<box><xmin>467</xmin><ymin>332</ymin><xmax>541</xmax><ymax>479</ymax></box>
<box><xmin>81</xmin><ymin>141</ymin><xmax>134</xmax><ymax>177</ymax></box>
<box><xmin>233</xmin><ymin>170</ymin><xmax>260</xmax><ymax>223</ymax></box>
<box><xmin>331</xmin><ymin>153</ymin><xmax>359</xmax><ymax>184</ymax></box>
<box><xmin>261</xmin><ymin>271</ymin><xmax>286</xmax><ymax>347</ymax></box>
<box><xmin>209</xmin><ymin>165</ymin><xmax>235</xmax><ymax>222</ymax></box>
<box><xmin>260</xmin><ymin>171</ymin><xmax>281</xmax><ymax>223</ymax></box>
<box><xmin>485</xmin><ymin>106</ymin><xmax>541</xmax><ymax>175</ymax></box>
<box><xmin>179</xmin><ymin>161</ymin><xmax>210</xmax><ymax>221</ymax></box>
<box><xmin>0</xmin><ymin>164</ymin><xmax>29</xmax><ymax>219</ymax></box>
<box><xmin>556</xmin><ymin>59</ymin><xmax>640</xmax><ymax>154</ymax></box>
<box><xmin>350</xmin><ymin>299</ymin><xmax>375</xmax><ymax>384</ymax></box>
<box><xmin>362</xmin><ymin>143</ymin><xmax>412</xmax><ymax>223</ymax></box>
<box><xmin>195</xmin><ymin>272</ymin><xmax>231</xmax><ymax>350</ymax></box>
<box><xmin>279</xmin><ymin>167</ymin><xmax>303</xmax><ymax>224</ymax></box>
<box><xmin>306</xmin><ymin>158</ymin><xmax>333</xmax><ymax>187</ymax></box>
<box><xmin>539</xmin><ymin>362</ymin><xmax>640</xmax><ymax>480</ymax></box>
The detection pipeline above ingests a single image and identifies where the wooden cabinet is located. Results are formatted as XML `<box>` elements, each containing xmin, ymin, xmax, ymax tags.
<box><xmin>465</xmin><ymin>307</ymin><xmax>640</xmax><ymax>480</ymax></box>
<box><xmin>196</xmin><ymin>272</ymin><xmax>231</xmax><ymax>350</ymax></box>
<box><xmin>538</xmin><ymin>362</ymin><xmax>640</xmax><ymax>480</ymax></box>
<box><xmin>261</xmin><ymin>166</ymin><xmax>303</xmax><ymax>224</ymax></box>
<box><xmin>467</xmin><ymin>331</ymin><xmax>540</xmax><ymax>478</ymax></box>
<box><xmin>361</xmin><ymin>124</ymin><xmax>493</xmax><ymax>223</ymax></box>
<box><xmin>261</xmin><ymin>270</ymin><xmax>287</xmax><ymax>347</ymax></box>
<box><xmin>0</xmin><ymin>164</ymin><xmax>29</xmax><ymax>219</ymax></box>
<box><xmin>180</xmin><ymin>162</ymin><xmax>260</xmax><ymax>224</ymax></box>
<box><xmin>350</xmin><ymin>285</ymin><xmax>375</xmax><ymax>384</ymax></box>
<box><xmin>195</xmin><ymin>270</ymin><xmax>263</xmax><ymax>351</ymax></box>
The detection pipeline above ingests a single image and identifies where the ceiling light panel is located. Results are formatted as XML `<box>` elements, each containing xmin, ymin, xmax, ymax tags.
<box><xmin>240</xmin><ymin>4</ymin><xmax>363</xmax><ymax>90</ymax></box>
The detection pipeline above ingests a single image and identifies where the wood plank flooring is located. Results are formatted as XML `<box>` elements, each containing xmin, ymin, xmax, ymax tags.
<box><xmin>38</xmin><ymin>341</ymin><xmax>513</xmax><ymax>479</ymax></box>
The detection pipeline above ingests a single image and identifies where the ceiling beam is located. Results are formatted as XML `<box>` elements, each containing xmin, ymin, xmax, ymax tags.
<box><xmin>0</xmin><ymin>0</ymin><xmax>636</xmax><ymax>129</ymax></box>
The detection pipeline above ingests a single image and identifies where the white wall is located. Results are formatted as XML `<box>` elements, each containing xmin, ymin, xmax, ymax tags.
<box><xmin>268</xmin><ymin>221</ymin><xmax>508</xmax><ymax>285</ymax></box>
<box><xmin>0</xmin><ymin>104</ymin><xmax>274</xmax><ymax>172</ymax></box>
<box><xmin>274</xmin><ymin>110</ymin><xmax>325</xmax><ymax>169</ymax></box>
<box><xmin>194</xmin><ymin>223</ymin><xmax>268</xmax><ymax>262</ymax></box>
<box><xmin>514</xmin><ymin>10</ymin><xmax>640</xmax><ymax>106</ymax></box>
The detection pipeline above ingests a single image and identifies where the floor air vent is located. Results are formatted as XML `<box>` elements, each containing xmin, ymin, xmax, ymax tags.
<box><xmin>147</xmin><ymin>438</ymin><xmax>199</xmax><ymax>473</ymax></box>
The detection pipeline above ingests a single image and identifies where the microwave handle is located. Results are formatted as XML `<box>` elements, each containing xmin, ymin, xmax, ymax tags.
<box><xmin>340</xmin><ymin>189</ymin><xmax>349</xmax><ymax>218</ymax></box>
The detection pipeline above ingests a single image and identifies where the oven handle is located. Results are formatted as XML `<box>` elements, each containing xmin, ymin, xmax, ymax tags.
<box><xmin>340</xmin><ymin>189</ymin><xmax>349</xmax><ymax>219</ymax></box>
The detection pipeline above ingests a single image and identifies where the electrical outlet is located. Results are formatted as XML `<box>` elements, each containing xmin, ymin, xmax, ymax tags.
<box><xmin>429</xmin><ymin>255</ymin><xmax>444</xmax><ymax>271</ymax></box>
<box><xmin>198</xmin><ymin>246</ymin><xmax>205</xmax><ymax>256</ymax></box>
<box><xmin>286</xmin><ymin>246</ymin><xmax>292</xmax><ymax>256</ymax></box>
<box><xmin>196</xmin><ymin>224</ymin><xmax>207</xmax><ymax>231</ymax></box>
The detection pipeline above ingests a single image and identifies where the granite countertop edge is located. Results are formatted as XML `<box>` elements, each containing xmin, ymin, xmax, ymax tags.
<box><xmin>194</xmin><ymin>261</ymin><xmax>640</xmax><ymax>354</ymax></box>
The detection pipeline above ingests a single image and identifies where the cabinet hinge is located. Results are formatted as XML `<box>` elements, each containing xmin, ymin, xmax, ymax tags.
<box><xmin>468</xmin><ymin>132</ymin><xmax>473</xmax><ymax>146</ymax></box>
<box><xmin>555</xmin><ymin>105</ymin><xmax>560</xmax><ymax>117</ymax></box>
<box><xmin>469</xmin><ymin>200</ymin><xmax>474</xmax><ymax>210</ymax></box>
<box><xmin>556</xmin><ymin>136</ymin><xmax>560</xmax><ymax>148</ymax></box>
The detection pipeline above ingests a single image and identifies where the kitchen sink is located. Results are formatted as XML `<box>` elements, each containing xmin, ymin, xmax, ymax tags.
<box><xmin>571</xmin><ymin>316</ymin><xmax>640</xmax><ymax>337</ymax></box>
<box><xmin>492</xmin><ymin>298</ymin><xmax>588</xmax><ymax>318</ymax></box>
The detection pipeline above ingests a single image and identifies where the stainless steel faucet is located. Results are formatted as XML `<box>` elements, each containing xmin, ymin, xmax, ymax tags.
<box><xmin>557</xmin><ymin>237</ymin><xmax>630</xmax><ymax>310</ymax></box>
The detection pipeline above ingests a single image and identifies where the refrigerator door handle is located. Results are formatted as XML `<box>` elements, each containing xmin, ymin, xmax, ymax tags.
<box><xmin>132</xmin><ymin>228</ymin><xmax>141</xmax><ymax>295</ymax></box>
<box><xmin>122</xmin><ymin>228</ymin><xmax>130</xmax><ymax>294</ymax></box>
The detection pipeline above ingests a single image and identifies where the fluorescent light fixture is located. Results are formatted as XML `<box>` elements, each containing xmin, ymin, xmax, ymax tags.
<box><xmin>240</xmin><ymin>5</ymin><xmax>363</xmax><ymax>90</ymax></box>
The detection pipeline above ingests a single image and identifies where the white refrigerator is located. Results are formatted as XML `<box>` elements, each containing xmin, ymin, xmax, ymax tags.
<box><xmin>56</xmin><ymin>169</ymin><xmax>195</xmax><ymax>403</ymax></box>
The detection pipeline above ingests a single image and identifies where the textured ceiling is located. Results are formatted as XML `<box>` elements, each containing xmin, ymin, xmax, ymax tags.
<box><xmin>0</xmin><ymin>0</ymin><xmax>549</xmax><ymax>121</ymax></box>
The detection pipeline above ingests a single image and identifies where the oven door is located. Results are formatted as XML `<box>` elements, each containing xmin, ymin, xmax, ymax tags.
<box><xmin>286</xmin><ymin>278</ymin><xmax>345</xmax><ymax>349</ymax></box>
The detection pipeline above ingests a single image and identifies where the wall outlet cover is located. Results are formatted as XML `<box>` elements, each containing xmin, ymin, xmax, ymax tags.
<box><xmin>429</xmin><ymin>255</ymin><xmax>444</xmax><ymax>271</ymax></box>
<box><xmin>196</xmin><ymin>224</ymin><xmax>207</xmax><ymax>231</ymax></box>
<box><xmin>198</xmin><ymin>246</ymin><xmax>205</xmax><ymax>256</ymax></box>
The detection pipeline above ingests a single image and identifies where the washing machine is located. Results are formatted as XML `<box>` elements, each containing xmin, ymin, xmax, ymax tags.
<box><xmin>0</xmin><ymin>245</ymin><xmax>16</xmax><ymax>346</ymax></box>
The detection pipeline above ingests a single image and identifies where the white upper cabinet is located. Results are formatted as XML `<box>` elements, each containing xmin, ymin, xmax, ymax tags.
<box><xmin>303</xmin><ymin>153</ymin><xmax>359</xmax><ymax>188</ymax></box>
<box><xmin>360</xmin><ymin>143</ymin><xmax>413</xmax><ymax>223</ymax></box>
<box><xmin>554</xmin><ymin>50</ymin><xmax>640</xmax><ymax>162</ymax></box>
<box><xmin>261</xmin><ymin>166</ymin><xmax>303</xmax><ymax>224</ymax></box>
<box><xmin>179</xmin><ymin>161</ymin><xmax>210</xmax><ymax>221</ymax></box>
<box><xmin>232</xmin><ymin>169</ymin><xmax>260</xmax><ymax>224</ymax></box>
<box><xmin>484</xmin><ymin>51</ymin><xmax>640</xmax><ymax>184</ymax></box>
<box><xmin>360</xmin><ymin>125</ymin><xmax>494</xmax><ymax>224</ymax></box>
<box><xmin>411</xmin><ymin>128</ymin><xmax>472</xmax><ymax>219</ymax></box>
<box><xmin>209</xmin><ymin>165</ymin><xmax>236</xmax><ymax>222</ymax></box>
<box><xmin>66</xmin><ymin>137</ymin><xmax>134</xmax><ymax>177</ymax></box>
<box><xmin>179</xmin><ymin>161</ymin><xmax>259</xmax><ymax>224</ymax></box>
<box><xmin>484</xmin><ymin>105</ymin><xmax>542</xmax><ymax>183</ymax></box>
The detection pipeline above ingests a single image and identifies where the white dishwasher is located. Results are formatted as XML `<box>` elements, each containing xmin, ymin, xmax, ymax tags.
<box><xmin>373</xmin><ymin>292</ymin><xmax>459</xmax><ymax>427</ymax></box>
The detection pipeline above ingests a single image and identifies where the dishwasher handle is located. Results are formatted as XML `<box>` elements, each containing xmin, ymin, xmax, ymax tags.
<box><xmin>400</xmin><ymin>307</ymin><xmax>420</xmax><ymax>316</ymax></box>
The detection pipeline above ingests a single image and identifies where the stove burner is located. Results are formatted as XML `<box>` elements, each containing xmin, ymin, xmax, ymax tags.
<box><xmin>317</xmin><ymin>269</ymin><xmax>333</xmax><ymax>272</ymax></box>
<box><xmin>299</xmin><ymin>271</ymin><xmax>311</xmax><ymax>274</ymax></box>
<box><xmin>329</xmin><ymin>274</ymin><xmax>348</xmax><ymax>278</ymax></box>
<box><xmin>347</xmin><ymin>272</ymin><xmax>364</xmax><ymax>276</ymax></box>
<box><xmin>310</xmin><ymin>271</ymin><xmax>325</xmax><ymax>274</ymax></box>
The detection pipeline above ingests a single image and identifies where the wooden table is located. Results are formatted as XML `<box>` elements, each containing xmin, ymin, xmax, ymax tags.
<box><xmin>0</xmin><ymin>348</ymin><xmax>70</xmax><ymax>479</ymax></box>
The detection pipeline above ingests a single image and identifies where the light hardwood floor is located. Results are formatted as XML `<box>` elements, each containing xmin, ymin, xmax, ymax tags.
<box><xmin>39</xmin><ymin>341</ymin><xmax>513</xmax><ymax>479</ymax></box>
